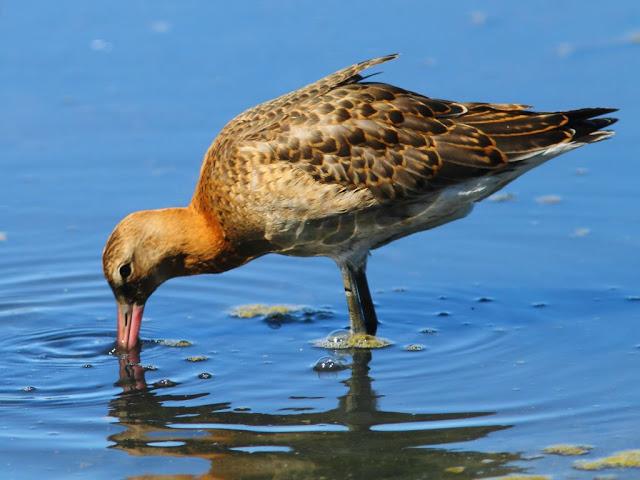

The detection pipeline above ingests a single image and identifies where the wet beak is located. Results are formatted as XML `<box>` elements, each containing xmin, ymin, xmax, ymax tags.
<box><xmin>117</xmin><ymin>303</ymin><xmax>145</xmax><ymax>350</ymax></box>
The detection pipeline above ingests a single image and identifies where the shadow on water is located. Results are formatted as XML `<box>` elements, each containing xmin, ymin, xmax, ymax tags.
<box><xmin>109</xmin><ymin>349</ymin><xmax>521</xmax><ymax>480</ymax></box>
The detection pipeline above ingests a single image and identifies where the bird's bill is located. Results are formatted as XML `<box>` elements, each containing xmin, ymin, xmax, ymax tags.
<box><xmin>117</xmin><ymin>303</ymin><xmax>144</xmax><ymax>350</ymax></box>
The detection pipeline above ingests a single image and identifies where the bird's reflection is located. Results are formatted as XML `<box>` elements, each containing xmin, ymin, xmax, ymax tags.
<box><xmin>110</xmin><ymin>348</ymin><xmax>522</xmax><ymax>479</ymax></box>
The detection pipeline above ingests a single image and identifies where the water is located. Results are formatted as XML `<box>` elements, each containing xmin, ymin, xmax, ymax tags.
<box><xmin>1</xmin><ymin>1</ymin><xmax>639</xmax><ymax>478</ymax></box>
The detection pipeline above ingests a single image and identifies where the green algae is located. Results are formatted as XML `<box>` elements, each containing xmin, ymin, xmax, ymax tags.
<box><xmin>444</xmin><ymin>465</ymin><xmax>465</xmax><ymax>474</ymax></box>
<box><xmin>230</xmin><ymin>304</ymin><xmax>299</xmax><ymax>318</ymax></box>
<box><xmin>185</xmin><ymin>355</ymin><xmax>208</xmax><ymax>362</ymax></box>
<box><xmin>314</xmin><ymin>333</ymin><xmax>392</xmax><ymax>350</ymax></box>
<box><xmin>230</xmin><ymin>304</ymin><xmax>334</xmax><ymax>329</ymax></box>
<box><xmin>156</xmin><ymin>339</ymin><xmax>192</xmax><ymax>348</ymax></box>
<box><xmin>543</xmin><ymin>444</ymin><xmax>592</xmax><ymax>456</ymax></box>
<box><xmin>574</xmin><ymin>449</ymin><xmax>640</xmax><ymax>471</ymax></box>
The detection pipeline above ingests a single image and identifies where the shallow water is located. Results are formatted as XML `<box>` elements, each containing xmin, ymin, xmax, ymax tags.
<box><xmin>1</xmin><ymin>2</ymin><xmax>640</xmax><ymax>479</ymax></box>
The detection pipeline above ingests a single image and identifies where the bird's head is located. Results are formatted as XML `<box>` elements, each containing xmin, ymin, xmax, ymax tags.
<box><xmin>102</xmin><ymin>207</ymin><xmax>228</xmax><ymax>350</ymax></box>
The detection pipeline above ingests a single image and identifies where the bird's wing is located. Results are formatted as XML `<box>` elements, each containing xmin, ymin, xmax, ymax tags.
<box><xmin>218</xmin><ymin>54</ymin><xmax>399</xmax><ymax>141</ymax></box>
<box><xmin>218</xmin><ymin>56</ymin><xmax>616</xmax><ymax>202</ymax></box>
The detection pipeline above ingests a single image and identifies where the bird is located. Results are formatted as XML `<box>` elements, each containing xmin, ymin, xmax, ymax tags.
<box><xmin>103</xmin><ymin>54</ymin><xmax>617</xmax><ymax>351</ymax></box>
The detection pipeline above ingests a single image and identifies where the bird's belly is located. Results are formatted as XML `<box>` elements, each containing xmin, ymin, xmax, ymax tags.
<box><xmin>268</xmin><ymin>174</ymin><xmax>508</xmax><ymax>261</ymax></box>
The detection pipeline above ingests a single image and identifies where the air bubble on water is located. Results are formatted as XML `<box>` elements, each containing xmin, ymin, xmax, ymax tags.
<box><xmin>420</xmin><ymin>327</ymin><xmax>438</xmax><ymax>335</ymax></box>
<box><xmin>82</xmin><ymin>364</ymin><xmax>93</xmax><ymax>368</ymax></box>
<box><xmin>556</xmin><ymin>43</ymin><xmax>574</xmax><ymax>58</ymax></box>
<box><xmin>571</xmin><ymin>227</ymin><xmax>591</xmax><ymax>238</ymax></box>
<box><xmin>536</xmin><ymin>194</ymin><xmax>563</xmax><ymax>205</ymax></box>
<box><xmin>469</xmin><ymin>11</ymin><xmax>488</xmax><ymax>26</ymax></box>
<box><xmin>488</xmin><ymin>192</ymin><xmax>515</xmax><ymax>203</ymax></box>
<box><xmin>22</xmin><ymin>386</ymin><xmax>37</xmax><ymax>392</ymax></box>
<box><xmin>326</xmin><ymin>329</ymin><xmax>350</xmax><ymax>346</ymax></box>
<box><xmin>198</xmin><ymin>372</ymin><xmax>212</xmax><ymax>379</ymax></box>
<box><xmin>153</xmin><ymin>379</ymin><xmax>177</xmax><ymax>388</ymax></box>
<box><xmin>90</xmin><ymin>39</ymin><xmax>113</xmax><ymax>52</ymax></box>
<box><xmin>143</xmin><ymin>364</ymin><xmax>158</xmax><ymax>371</ymax></box>
<box><xmin>150</xmin><ymin>20</ymin><xmax>172</xmax><ymax>34</ymax></box>
<box><xmin>313</xmin><ymin>356</ymin><xmax>347</xmax><ymax>372</ymax></box>
<box><xmin>404</xmin><ymin>344</ymin><xmax>425</xmax><ymax>352</ymax></box>
<box><xmin>476</xmin><ymin>296</ymin><xmax>494</xmax><ymax>303</ymax></box>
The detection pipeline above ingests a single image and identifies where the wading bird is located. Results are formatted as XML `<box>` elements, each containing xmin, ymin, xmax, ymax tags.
<box><xmin>103</xmin><ymin>55</ymin><xmax>616</xmax><ymax>350</ymax></box>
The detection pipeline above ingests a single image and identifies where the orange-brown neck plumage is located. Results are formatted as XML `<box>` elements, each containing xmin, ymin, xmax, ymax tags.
<box><xmin>152</xmin><ymin>206</ymin><xmax>230</xmax><ymax>275</ymax></box>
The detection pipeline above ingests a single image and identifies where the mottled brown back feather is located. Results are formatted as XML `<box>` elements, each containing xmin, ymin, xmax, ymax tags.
<box><xmin>203</xmin><ymin>55</ymin><xmax>617</xmax><ymax>205</ymax></box>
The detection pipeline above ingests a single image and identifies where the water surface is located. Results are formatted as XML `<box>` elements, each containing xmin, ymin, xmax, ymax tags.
<box><xmin>1</xmin><ymin>1</ymin><xmax>639</xmax><ymax>479</ymax></box>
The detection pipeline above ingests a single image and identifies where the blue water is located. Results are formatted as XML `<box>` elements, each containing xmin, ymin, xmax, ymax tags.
<box><xmin>1</xmin><ymin>2</ymin><xmax>639</xmax><ymax>479</ymax></box>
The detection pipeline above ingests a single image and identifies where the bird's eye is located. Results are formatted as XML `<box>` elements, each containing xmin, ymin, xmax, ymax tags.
<box><xmin>119</xmin><ymin>263</ymin><xmax>132</xmax><ymax>280</ymax></box>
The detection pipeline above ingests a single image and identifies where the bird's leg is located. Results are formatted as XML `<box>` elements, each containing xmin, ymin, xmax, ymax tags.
<box><xmin>339</xmin><ymin>258</ymin><xmax>378</xmax><ymax>336</ymax></box>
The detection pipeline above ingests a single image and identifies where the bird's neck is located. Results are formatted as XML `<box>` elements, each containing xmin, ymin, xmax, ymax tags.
<box><xmin>155</xmin><ymin>206</ymin><xmax>240</xmax><ymax>276</ymax></box>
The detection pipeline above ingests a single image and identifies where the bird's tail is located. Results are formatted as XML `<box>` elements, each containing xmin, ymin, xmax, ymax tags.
<box><xmin>562</xmin><ymin>107</ymin><xmax>618</xmax><ymax>143</ymax></box>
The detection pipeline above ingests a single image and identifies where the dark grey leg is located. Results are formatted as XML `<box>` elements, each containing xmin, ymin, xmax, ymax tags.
<box><xmin>339</xmin><ymin>259</ymin><xmax>378</xmax><ymax>336</ymax></box>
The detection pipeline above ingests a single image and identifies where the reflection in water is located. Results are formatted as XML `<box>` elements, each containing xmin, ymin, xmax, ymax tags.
<box><xmin>110</xmin><ymin>350</ymin><xmax>521</xmax><ymax>479</ymax></box>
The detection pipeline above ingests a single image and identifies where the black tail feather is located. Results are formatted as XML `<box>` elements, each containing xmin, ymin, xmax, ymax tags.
<box><xmin>564</xmin><ymin>108</ymin><xmax>618</xmax><ymax>141</ymax></box>
<box><xmin>563</xmin><ymin>107</ymin><xmax>618</xmax><ymax>120</ymax></box>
